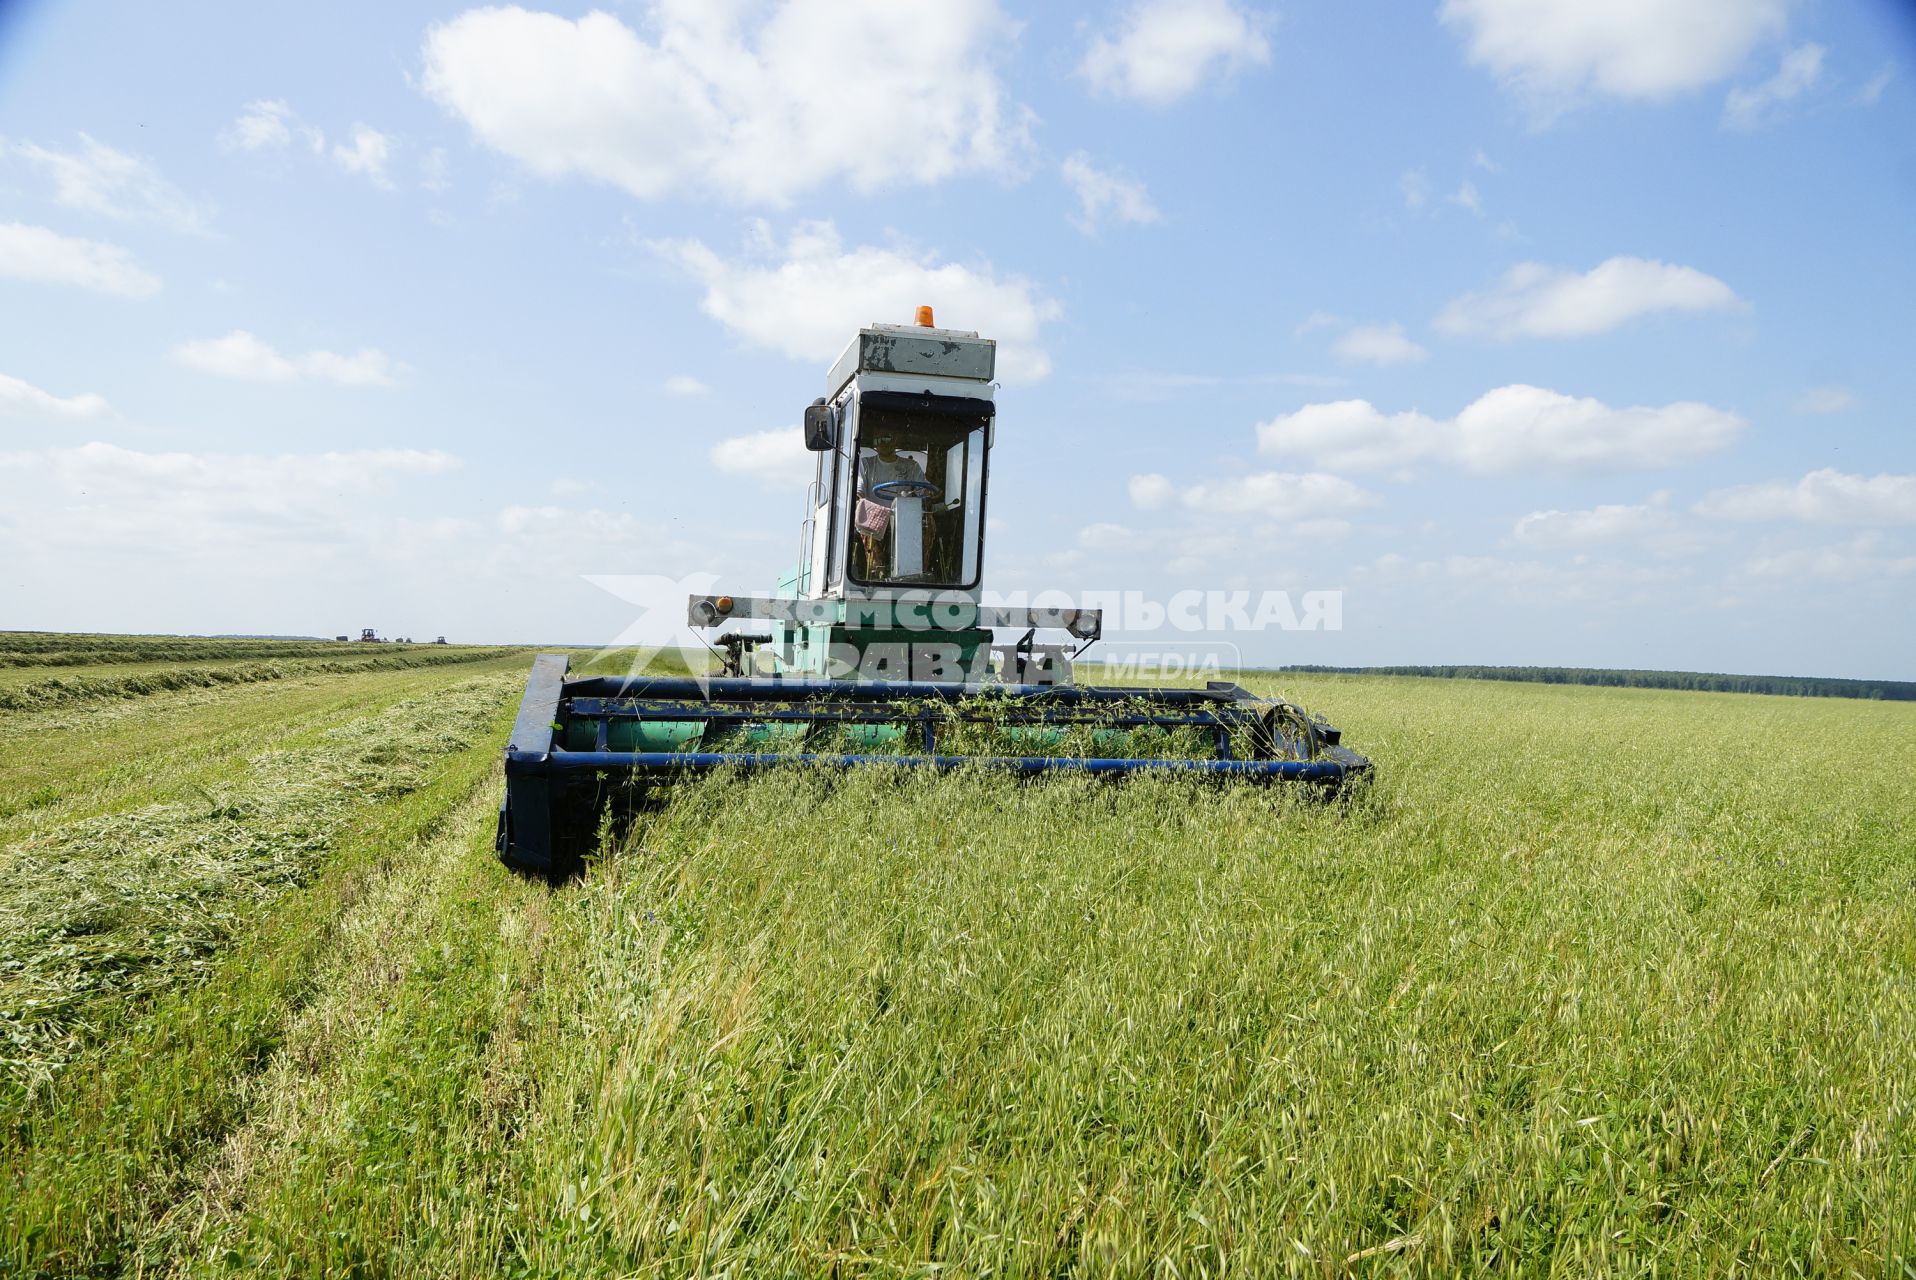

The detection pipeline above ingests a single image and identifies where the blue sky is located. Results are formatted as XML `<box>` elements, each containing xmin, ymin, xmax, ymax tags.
<box><xmin>1</xmin><ymin>0</ymin><xmax>1912</xmax><ymax>677</ymax></box>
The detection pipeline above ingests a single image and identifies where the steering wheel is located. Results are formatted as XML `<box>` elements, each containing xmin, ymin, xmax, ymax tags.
<box><xmin>871</xmin><ymin>478</ymin><xmax>940</xmax><ymax>501</ymax></box>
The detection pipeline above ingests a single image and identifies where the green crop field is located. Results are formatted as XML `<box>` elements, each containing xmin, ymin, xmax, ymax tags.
<box><xmin>1</xmin><ymin>633</ymin><xmax>1912</xmax><ymax>1277</ymax></box>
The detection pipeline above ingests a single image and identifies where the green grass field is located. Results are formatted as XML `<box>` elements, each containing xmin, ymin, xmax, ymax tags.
<box><xmin>1</xmin><ymin>634</ymin><xmax>1911</xmax><ymax>1276</ymax></box>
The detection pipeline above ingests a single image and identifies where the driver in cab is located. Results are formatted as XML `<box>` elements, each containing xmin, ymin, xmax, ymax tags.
<box><xmin>860</xmin><ymin>434</ymin><xmax>926</xmax><ymax>497</ymax></box>
<box><xmin>854</xmin><ymin>433</ymin><xmax>934</xmax><ymax>581</ymax></box>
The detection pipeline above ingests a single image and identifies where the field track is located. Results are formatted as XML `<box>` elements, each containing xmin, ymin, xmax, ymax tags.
<box><xmin>1</xmin><ymin>635</ymin><xmax>1912</xmax><ymax>1276</ymax></box>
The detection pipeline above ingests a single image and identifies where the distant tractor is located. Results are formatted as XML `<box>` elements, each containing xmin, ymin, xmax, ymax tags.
<box><xmin>335</xmin><ymin>635</ymin><xmax>350</xmax><ymax>642</ymax></box>
<box><xmin>434</xmin><ymin>636</ymin><xmax>449</xmax><ymax>645</ymax></box>
<box><xmin>358</xmin><ymin>628</ymin><xmax>381</xmax><ymax>643</ymax></box>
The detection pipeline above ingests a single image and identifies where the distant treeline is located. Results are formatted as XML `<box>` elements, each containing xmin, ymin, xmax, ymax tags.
<box><xmin>1280</xmin><ymin>665</ymin><xmax>1916</xmax><ymax>702</ymax></box>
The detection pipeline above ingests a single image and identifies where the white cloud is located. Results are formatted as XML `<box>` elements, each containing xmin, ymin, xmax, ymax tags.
<box><xmin>0</xmin><ymin>442</ymin><xmax>458</xmax><ymax>550</ymax></box>
<box><xmin>1294</xmin><ymin>310</ymin><xmax>1341</xmax><ymax>335</ymax></box>
<box><xmin>219</xmin><ymin>99</ymin><xmax>334</xmax><ymax>161</ymax></box>
<box><xmin>1436</xmin><ymin>256</ymin><xmax>1742</xmax><ymax>339</ymax></box>
<box><xmin>652</xmin><ymin>221</ymin><xmax>1061</xmax><ymax>383</ymax></box>
<box><xmin>1257</xmin><ymin>399</ymin><xmax>1430</xmax><ymax>473</ymax></box>
<box><xmin>1362</xmin><ymin>549</ymin><xmax>1688</xmax><ymax>605</ymax></box>
<box><xmin>1511</xmin><ymin>499</ymin><xmax>1674</xmax><ymax>547</ymax></box>
<box><xmin>220</xmin><ymin>100</ymin><xmax>299</xmax><ymax>151</ymax></box>
<box><xmin>1853</xmin><ymin>65</ymin><xmax>1895</xmax><ymax>107</ymax></box>
<box><xmin>420</xmin><ymin>147</ymin><xmax>451</xmax><ymax>192</ymax></box>
<box><xmin>1441</xmin><ymin>0</ymin><xmax>1790</xmax><ymax>111</ymax></box>
<box><xmin>0</xmin><ymin>442</ymin><xmax>456</xmax><ymax>493</ymax></box>
<box><xmin>1331</xmin><ymin>322</ymin><xmax>1427</xmax><ymax>367</ymax></box>
<box><xmin>1128</xmin><ymin>473</ymin><xmax>1175</xmax><ymax>509</ymax></box>
<box><xmin>1257</xmin><ymin>385</ymin><xmax>1745</xmax><ymax>474</ymax></box>
<box><xmin>1061</xmin><ymin>152</ymin><xmax>1161</xmax><ymax>233</ymax></box>
<box><xmin>1743</xmin><ymin>535</ymin><xmax>1916</xmax><ymax>582</ymax></box>
<box><xmin>500</xmin><ymin>504</ymin><xmax>654</xmax><ymax>541</ymax></box>
<box><xmin>1696</xmin><ymin>469</ymin><xmax>1916</xmax><ymax>526</ymax></box>
<box><xmin>1402</xmin><ymin>168</ymin><xmax>1486</xmax><ymax>218</ymax></box>
<box><xmin>1723</xmin><ymin>42</ymin><xmax>1825</xmax><ymax>129</ymax></box>
<box><xmin>1107</xmin><ymin>370</ymin><xmax>1345</xmax><ymax>401</ymax></box>
<box><xmin>171</xmin><ymin>331</ymin><xmax>401</xmax><ymax>386</ymax></box>
<box><xmin>10</xmin><ymin>134</ymin><xmax>212</xmax><ymax>234</ymax></box>
<box><xmin>0</xmin><ymin>373</ymin><xmax>111</xmax><ymax>419</ymax></box>
<box><xmin>1079</xmin><ymin>0</ymin><xmax>1272</xmax><ymax>105</ymax></box>
<box><xmin>330</xmin><ymin>125</ymin><xmax>395</xmax><ymax>188</ymax></box>
<box><xmin>1077</xmin><ymin>521</ymin><xmax>1138</xmax><ymax>550</ymax></box>
<box><xmin>1398</xmin><ymin>169</ymin><xmax>1431</xmax><ymax>209</ymax></box>
<box><xmin>664</xmin><ymin>375</ymin><xmax>710</xmax><ymax>397</ymax></box>
<box><xmin>420</xmin><ymin>2</ymin><xmax>1027</xmax><ymax>206</ymax></box>
<box><xmin>220</xmin><ymin>101</ymin><xmax>396</xmax><ymax>186</ymax></box>
<box><xmin>298</xmin><ymin>349</ymin><xmax>401</xmax><ymax>385</ymax></box>
<box><xmin>1180</xmin><ymin>470</ymin><xmax>1376</xmax><ymax>517</ymax></box>
<box><xmin>0</xmin><ymin>221</ymin><xmax>160</xmax><ymax>298</ymax></box>
<box><xmin>708</xmin><ymin>428</ymin><xmax>813</xmax><ymax>488</ymax></box>
<box><xmin>1793</xmin><ymin>386</ymin><xmax>1853</xmax><ymax>414</ymax></box>
<box><xmin>1453</xmin><ymin>388</ymin><xmax>1743</xmax><ymax>472</ymax></box>
<box><xmin>0</xmin><ymin>441</ymin><xmax>768</xmax><ymax>639</ymax></box>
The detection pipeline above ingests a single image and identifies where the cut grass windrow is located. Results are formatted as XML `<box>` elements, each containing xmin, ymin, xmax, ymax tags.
<box><xmin>0</xmin><ymin>678</ymin><xmax>522</xmax><ymax>1275</ymax></box>
<box><xmin>0</xmin><ymin>647</ymin><xmax>510</xmax><ymax>713</ymax></box>
<box><xmin>0</xmin><ymin>674</ymin><xmax>520</xmax><ymax>1100</ymax></box>
<box><xmin>0</xmin><ymin>654</ymin><xmax>534</xmax><ymax>843</ymax></box>
<box><xmin>0</xmin><ymin>634</ymin><xmax>388</xmax><ymax>669</ymax></box>
<box><xmin>151</xmin><ymin>779</ymin><xmax>551</xmax><ymax>1277</ymax></box>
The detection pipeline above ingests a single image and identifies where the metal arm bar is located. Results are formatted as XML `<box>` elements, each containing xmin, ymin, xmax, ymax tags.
<box><xmin>685</xmin><ymin>595</ymin><xmax>1102</xmax><ymax>639</ymax></box>
<box><xmin>564</xmin><ymin>697</ymin><xmax>1266</xmax><ymax>731</ymax></box>
<box><xmin>563</xmin><ymin>676</ymin><xmax>1257</xmax><ymax>706</ymax></box>
<box><xmin>522</xmin><ymin>749</ymin><xmax>1352</xmax><ymax>781</ymax></box>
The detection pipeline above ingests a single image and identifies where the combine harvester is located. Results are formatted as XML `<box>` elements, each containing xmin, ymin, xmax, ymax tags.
<box><xmin>498</xmin><ymin>309</ymin><xmax>1369</xmax><ymax>876</ymax></box>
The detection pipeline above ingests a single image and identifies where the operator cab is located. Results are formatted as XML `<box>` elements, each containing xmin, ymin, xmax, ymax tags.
<box><xmin>800</xmin><ymin>308</ymin><xmax>995</xmax><ymax>604</ymax></box>
<box><xmin>683</xmin><ymin>308</ymin><xmax>1094</xmax><ymax>684</ymax></box>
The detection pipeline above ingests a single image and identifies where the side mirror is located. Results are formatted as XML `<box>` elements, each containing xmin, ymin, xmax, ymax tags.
<box><xmin>802</xmin><ymin>398</ymin><xmax>836</xmax><ymax>451</ymax></box>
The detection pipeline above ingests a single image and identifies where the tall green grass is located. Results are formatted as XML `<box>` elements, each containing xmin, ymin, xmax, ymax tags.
<box><xmin>463</xmin><ymin>684</ymin><xmax>1914</xmax><ymax>1275</ymax></box>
